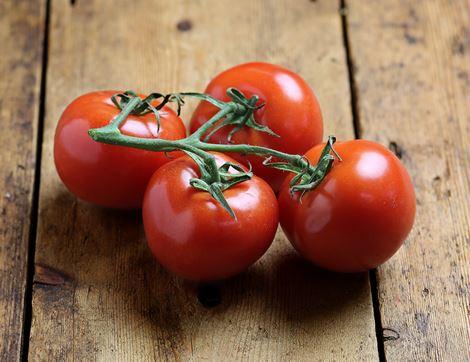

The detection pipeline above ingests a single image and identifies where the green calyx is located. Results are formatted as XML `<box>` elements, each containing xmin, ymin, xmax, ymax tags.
<box><xmin>88</xmin><ymin>90</ymin><xmax>342</xmax><ymax>218</ymax></box>
<box><xmin>204</xmin><ymin>88</ymin><xmax>279</xmax><ymax>142</ymax></box>
<box><xmin>110</xmin><ymin>90</ymin><xmax>184</xmax><ymax>131</ymax></box>
<box><xmin>186</xmin><ymin>151</ymin><xmax>253</xmax><ymax>219</ymax></box>
<box><xmin>176</xmin><ymin>88</ymin><xmax>279</xmax><ymax>142</ymax></box>
<box><xmin>262</xmin><ymin>136</ymin><xmax>342</xmax><ymax>200</ymax></box>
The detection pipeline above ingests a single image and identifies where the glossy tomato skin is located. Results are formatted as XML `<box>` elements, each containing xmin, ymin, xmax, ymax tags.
<box><xmin>143</xmin><ymin>153</ymin><xmax>279</xmax><ymax>281</ymax></box>
<box><xmin>54</xmin><ymin>91</ymin><xmax>186</xmax><ymax>209</ymax></box>
<box><xmin>279</xmin><ymin>140</ymin><xmax>416</xmax><ymax>272</ymax></box>
<box><xmin>190</xmin><ymin>62</ymin><xmax>323</xmax><ymax>192</ymax></box>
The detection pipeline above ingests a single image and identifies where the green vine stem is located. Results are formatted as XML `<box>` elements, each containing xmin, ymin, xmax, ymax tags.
<box><xmin>88</xmin><ymin>89</ymin><xmax>341</xmax><ymax>217</ymax></box>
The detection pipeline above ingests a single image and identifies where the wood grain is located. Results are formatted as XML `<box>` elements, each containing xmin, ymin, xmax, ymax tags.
<box><xmin>29</xmin><ymin>0</ymin><xmax>378</xmax><ymax>360</ymax></box>
<box><xmin>347</xmin><ymin>0</ymin><xmax>470</xmax><ymax>360</ymax></box>
<box><xmin>0</xmin><ymin>1</ymin><xmax>45</xmax><ymax>360</ymax></box>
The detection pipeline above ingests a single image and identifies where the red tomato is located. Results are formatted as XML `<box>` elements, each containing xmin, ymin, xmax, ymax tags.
<box><xmin>278</xmin><ymin>140</ymin><xmax>416</xmax><ymax>272</ymax></box>
<box><xmin>54</xmin><ymin>91</ymin><xmax>186</xmax><ymax>208</ymax></box>
<box><xmin>143</xmin><ymin>152</ymin><xmax>279</xmax><ymax>281</ymax></box>
<box><xmin>190</xmin><ymin>62</ymin><xmax>323</xmax><ymax>192</ymax></box>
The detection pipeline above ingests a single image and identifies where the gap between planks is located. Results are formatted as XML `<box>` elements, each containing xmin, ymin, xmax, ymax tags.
<box><xmin>21</xmin><ymin>0</ymin><xmax>51</xmax><ymax>360</ymax></box>
<box><xmin>340</xmin><ymin>1</ymin><xmax>386</xmax><ymax>361</ymax></box>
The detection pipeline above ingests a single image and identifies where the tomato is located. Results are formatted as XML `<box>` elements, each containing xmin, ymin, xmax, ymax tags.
<box><xmin>190</xmin><ymin>62</ymin><xmax>323</xmax><ymax>192</ymax></box>
<box><xmin>278</xmin><ymin>140</ymin><xmax>416</xmax><ymax>272</ymax></box>
<box><xmin>143</xmin><ymin>152</ymin><xmax>279</xmax><ymax>281</ymax></box>
<box><xmin>54</xmin><ymin>91</ymin><xmax>186</xmax><ymax>208</ymax></box>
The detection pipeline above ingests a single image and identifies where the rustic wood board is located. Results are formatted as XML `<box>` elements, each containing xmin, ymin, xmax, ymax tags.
<box><xmin>0</xmin><ymin>1</ymin><xmax>46</xmax><ymax>360</ymax></box>
<box><xmin>347</xmin><ymin>0</ymin><xmax>470</xmax><ymax>360</ymax></box>
<box><xmin>29</xmin><ymin>0</ymin><xmax>378</xmax><ymax>360</ymax></box>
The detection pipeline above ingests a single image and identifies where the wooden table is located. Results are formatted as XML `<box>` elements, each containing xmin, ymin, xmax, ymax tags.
<box><xmin>1</xmin><ymin>1</ymin><xmax>468</xmax><ymax>360</ymax></box>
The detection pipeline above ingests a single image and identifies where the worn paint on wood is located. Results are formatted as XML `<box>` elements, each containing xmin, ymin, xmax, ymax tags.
<box><xmin>0</xmin><ymin>0</ymin><xmax>45</xmax><ymax>360</ymax></box>
<box><xmin>29</xmin><ymin>0</ymin><xmax>378</xmax><ymax>360</ymax></box>
<box><xmin>347</xmin><ymin>0</ymin><xmax>470</xmax><ymax>360</ymax></box>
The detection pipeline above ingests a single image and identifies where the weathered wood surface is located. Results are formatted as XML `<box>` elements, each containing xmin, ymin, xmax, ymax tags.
<box><xmin>29</xmin><ymin>0</ymin><xmax>378</xmax><ymax>360</ymax></box>
<box><xmin>347</xmin><ymin>0</ymin><xmax>470</xmax><ymax>360</ymax></box>
<box><xmin>0</xmin><ymin>1</ymin><xmax>46</xmax><ymax>360</ymax></box>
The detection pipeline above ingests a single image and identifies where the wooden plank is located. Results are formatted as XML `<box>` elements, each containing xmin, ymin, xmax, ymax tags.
<box><xmin>0</xmin><ymin>1</ymin><xmax>46</xmax><ymax>360</ymax></box>
<box><xmin>30</xmin><ymin>0</ymin><xmax>378</xmax><ymax>360</ymax></box>
<box><xmin>347</xmin><ymin>0</ymin><xmax>470</xmax><ymax>360</ymax></box>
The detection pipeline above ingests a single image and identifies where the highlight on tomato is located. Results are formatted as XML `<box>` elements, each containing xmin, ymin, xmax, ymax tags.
<box><xmin>278</xmin><ymin>140</ymin><xmax>416</xmax><ymax>272</ymax></box>
<box><xmin>54</xmin><ymin>90</ymin><xmax>186</xmax><ymax>209</ymax></box>
<box><xmin>190</xmin><ymin>62</ymin><xmax>323</xmax><ymax>192</ymax></box>
<box><xmin>143</xmin><ymin>152</ymin><xmax>279</xmax><ymax>281</ymax></box>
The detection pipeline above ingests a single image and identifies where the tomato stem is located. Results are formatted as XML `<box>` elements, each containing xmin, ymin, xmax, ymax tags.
<box><xmin>188</xmin><ymin>102</ymin><xmax>238</xmax><ymax>141</ymax></box>
<box><xmin>108</xmin><ymin>95</ymin><xmax>141</xmax><ymax>129</ymax></box>
<box><xmin>88</xmin><ymin>90</ymin><xmax>340</xmax><ymax>217</ymax></box>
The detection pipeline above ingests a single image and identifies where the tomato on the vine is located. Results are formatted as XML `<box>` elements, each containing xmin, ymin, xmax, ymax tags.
<box><xmin>143</xmin><ymin>152</ymin><xmax>279</xmax><ymax>281</ymax></box>
<box><xmin>54</xmin><ymin>90</ymin><xmax>186</xmax><ymax>209</ymax></box>
<box><xmin>278</xmin><ymin>140</ymin><xmax>416</xmax><ymax>272</ymax></box>
<box><xmin>190</xmin><ymin>62</ymin><xmax>323</xmax><ymax>192</ymax></box>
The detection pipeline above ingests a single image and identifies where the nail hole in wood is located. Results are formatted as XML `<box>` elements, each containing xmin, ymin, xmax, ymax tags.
<box><xmin>176</xmin><ymin>19</ymin><xmax>192</xmax><ymax>32</ymax></box>
<box><xmin>197</xmin><ymin>284</ymin><xmax>221</xmax><ymax>308</ymax></box>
